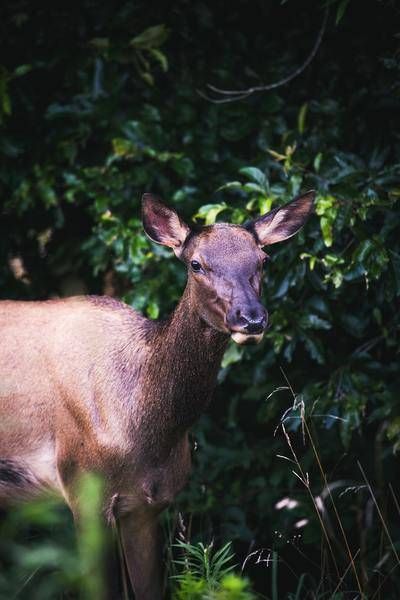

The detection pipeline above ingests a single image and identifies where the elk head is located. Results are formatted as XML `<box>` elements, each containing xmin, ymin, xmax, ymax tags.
<box><xmin>142</xmin><ymin>191</ymin><xmax>315</xmax><ymax>345</ymax></box>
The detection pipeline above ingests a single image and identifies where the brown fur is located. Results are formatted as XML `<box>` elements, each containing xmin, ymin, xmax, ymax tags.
<box><xmin>0</xmin><ymin>191</ymin><xmax>314</xmax><ymax>599</ymax></box>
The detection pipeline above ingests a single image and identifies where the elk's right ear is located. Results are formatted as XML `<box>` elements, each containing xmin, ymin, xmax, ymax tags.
<box><xmin>142</xmin><ymin>193</ymin><xmax>191</xmax><ymax>257</ymax></box>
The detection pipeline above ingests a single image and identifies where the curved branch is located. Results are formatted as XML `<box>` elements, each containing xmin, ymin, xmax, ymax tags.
<box><xmin>200</xmin><ymin>7</ymin><xmax>329</xmax><ymax>104</ymax></box>
<box><xmin>196</xmin><ymin>89</ymin><xmax>252</xmax><ymax>104</ymax></box>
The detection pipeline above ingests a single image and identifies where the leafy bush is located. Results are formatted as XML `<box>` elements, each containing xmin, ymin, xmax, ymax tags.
<box><xmin>0</xmin><ymin>0</ymin><xmax>399</xmax><ymax>597</ymax></box>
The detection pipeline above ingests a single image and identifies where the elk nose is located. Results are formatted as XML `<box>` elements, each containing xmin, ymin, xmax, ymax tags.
<box><xmin>235</xmin><ymin>308</ymin><xmax>268</xmax><ymax>334</ymax></box>
<box><xmin>243</xmin><ymin>315</ymin><xmax>267</xmax><ymax>334</ymax></box>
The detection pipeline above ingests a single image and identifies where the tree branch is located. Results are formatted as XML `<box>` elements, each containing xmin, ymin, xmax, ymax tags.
<box><xmin>198</xmin><ymin>8</ymin><xmax>329</xmax><ymax>104</ymax></box>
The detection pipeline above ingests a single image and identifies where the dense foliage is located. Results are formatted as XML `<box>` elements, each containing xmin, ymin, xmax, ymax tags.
<box><xmin>0</xmin><ymin>0</ymin><xmax>399</xmax><ymax>597</ymax></box>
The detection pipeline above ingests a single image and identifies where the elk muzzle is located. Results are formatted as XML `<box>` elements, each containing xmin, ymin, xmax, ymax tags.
<box><xmin>227</xmin><ymin>304</ymin><xmax>268</xmax><ymax>345</ymax></box>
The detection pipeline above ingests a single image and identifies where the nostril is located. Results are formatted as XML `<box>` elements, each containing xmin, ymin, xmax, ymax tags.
<box><xmin>228</xmin><ymin>306</ymin><xmax>268</xmax><ymax>333</ymax></box>
<box><xmin>245</xmin><ymin>320</ymin><xmax>265</xmax><ymax>334</ymax></box>
<box><xmin>242</xmin><ymin>311</ymin><xmax>267</xmax><ymax>334</ymax></box>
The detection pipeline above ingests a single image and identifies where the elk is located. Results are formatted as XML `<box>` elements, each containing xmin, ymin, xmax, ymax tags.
<box><xmin>0</xmin><ymin>191</ymin><xmax>314</xmax><ymax>599</ymax></box>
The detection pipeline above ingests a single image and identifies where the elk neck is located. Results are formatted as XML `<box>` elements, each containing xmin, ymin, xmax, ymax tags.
<box><xmin>137</xmin><ymin>281</ymin><xmax>228</xmax><ymax>445</ymax></box>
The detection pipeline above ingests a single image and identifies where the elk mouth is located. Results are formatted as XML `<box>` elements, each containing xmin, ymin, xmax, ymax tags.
<box><xmin>230</xmin><ymin>331</ymin><xmax>264</xmax><ymax>345</ymax></box>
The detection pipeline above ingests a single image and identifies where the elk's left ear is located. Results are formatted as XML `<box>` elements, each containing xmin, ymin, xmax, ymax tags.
<box><xmin>247</xmin><ymin>190</ymin><xmax>315</xmax><ymax>246</ymax></box>
<box><xmin>142</xmin><ymin>193</ymin><xmax>191</xmax><ymax>257</ymax></box>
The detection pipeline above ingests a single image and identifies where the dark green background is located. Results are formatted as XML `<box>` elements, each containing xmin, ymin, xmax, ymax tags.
<box><xmin>0</xmin><ymin>1</ymin><xmax>399</xmax><ymax>597</ymax></box>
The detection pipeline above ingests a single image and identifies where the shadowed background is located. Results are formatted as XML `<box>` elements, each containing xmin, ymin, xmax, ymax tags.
<box><xmin>0</xmin><ymin>0</ymin><xmax>399</xmax><ymax>597</ymax></box>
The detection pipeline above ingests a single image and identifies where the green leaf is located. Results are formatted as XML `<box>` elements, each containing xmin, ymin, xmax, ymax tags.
<box><xmin>130</xmin><ymin>24</ymin><xmax>169</xmax><ymax>49</ymax></box>
<box><xmin>336</xmin><ymin>0</ymin><xmax>351</xmax><ymax>24</ymax></box>
<box><xmin>148</xmin><ymin>48</ymin><xmax>168</xmax><ymax>71</ymax></box>
<box><xmin>141</xmin><ymin>71</ymin><xmax>154</xmax><ymax>86</ymax></box>
<box><xmin>146</xmin><ymin>301</ymin><xmax>160</xmax><ymax>319</ymax></box>
<box><xmin>111</xmin><ymin>138</ymin><xmax>137</xmax><ymax>158</ymax></box>
<box><xmin>12</xmin><ymin>64</ymin><xmax>33</xmax><ymax>78</ymax></box>
<box><xmin>320</xmin><ymin>216</ymin><xmax>333</xmax><ymax>247</ymax></box>
<box><xmin>302</xmin><ymin>334</ymin><xmax>325</xmax><ymax>364</ymax></box>
<box><xmin>313</xmin><ymin>152</ymin><xmax>323</xmax><ymax>172</ymax></box>
<box><xmin>0</xmin><ymin>68</ymin><xmax>11</xmax><ymax>117</ymax></box>
<box><xmin>300</xmin><ymin>314</ymin><xmax>331</xmax><ymax>330</ymax></box>
<box><xmin>354</xmin><ymin>239</ymin><xmax>374</xmax><ymax>264</ymax></box>
<box><xmin>221</xmin><ymin>342</ymin><xmax>244</xmax><ymax>368</ymax></box>
<box><xmin>243</xmin><ymin>182</ymin><xmax>265</xmax><ymax>195</ymax></box>
<box><xmin>89</xmin><ymin>37</ymin><xmax>110</xmax><ymax>49</ymax></box>
<box><xmin>194</xmin><ymin>202</ymin><xmax>229</xmax><ymax>225</ymax></box>
<box><xmin>216</xmin><ymin>181</ymin><xmax>244</xmax><ymax>192</ymax></box>
<box><xmin>297</xmin><ymin>102</ymin><xmax>308</xmax><ymax>134</ymax></box>
<box><xmin>239</xmin><ymin>167</ymin><xmax>268</xmax><ymax>189</ymax></box>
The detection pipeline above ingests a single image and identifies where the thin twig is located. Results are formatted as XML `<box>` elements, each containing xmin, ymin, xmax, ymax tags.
<box><xmin>303</xmin><ymin>418</ymin><xmax>364</xmax><ymax>596</ymax></box>
<box><xmin>281</xmin><ymin>423</ymin><xmax>341</xmax><ymax>580</ymax></box>
<box><xmin>279</xmin><ymin>370</ymin><xmax>363</xmax><ymax>595</ymax></box>
<box><xmin>358</xmin><ymin>461</ymin><xmax>400</xmax><ymax>568</ymax></box>
<box><xmin>197</xmin><ymin>90</ymin><xmax>253</xmax><ymax>104</ymax></box>
<box><xmin>199</xmin><ymin>7</ymin><xmax>329</xmax><ymax>104</ymax></box>
<box><xmin>11</xmin><ymin>567</ymin><xmax>40</xmax><ymax>599</ymax></box>
<box><xmin>389</xmin><ymin>483</ymin><xmax>400</xmax><ymax>518</ymax></box>
<box><xmin>280</xmin><ymin>367</ymin><xmax>306</xmax><ymax>444</ymax></box>
<box><xmin>330</xmin><ymin>548</ymin><xmax>361</xmax><ymax>599</ymax></box>
<box><xmin>370</xmin><ymin>563</ymin><xmax>400</xmax><ymax>600</ymax></box>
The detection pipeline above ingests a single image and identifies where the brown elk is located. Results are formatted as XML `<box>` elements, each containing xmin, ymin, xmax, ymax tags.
<box><xmin>0</xmin><ymin>191</ymin><xmax>314</xmax><ymax>599</ymax></box>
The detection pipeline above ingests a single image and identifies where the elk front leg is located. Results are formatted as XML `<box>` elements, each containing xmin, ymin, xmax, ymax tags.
<box><xmin>119</xmin><ymin>510</ymin><xmax>163</xmax><ymax>600</ymax></box>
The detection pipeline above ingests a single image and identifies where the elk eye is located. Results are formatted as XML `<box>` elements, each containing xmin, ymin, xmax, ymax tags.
<box><xmin>191</xmin><ymin>260</ymin><xmax>202</xmax><ymax>272</ymax></box>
